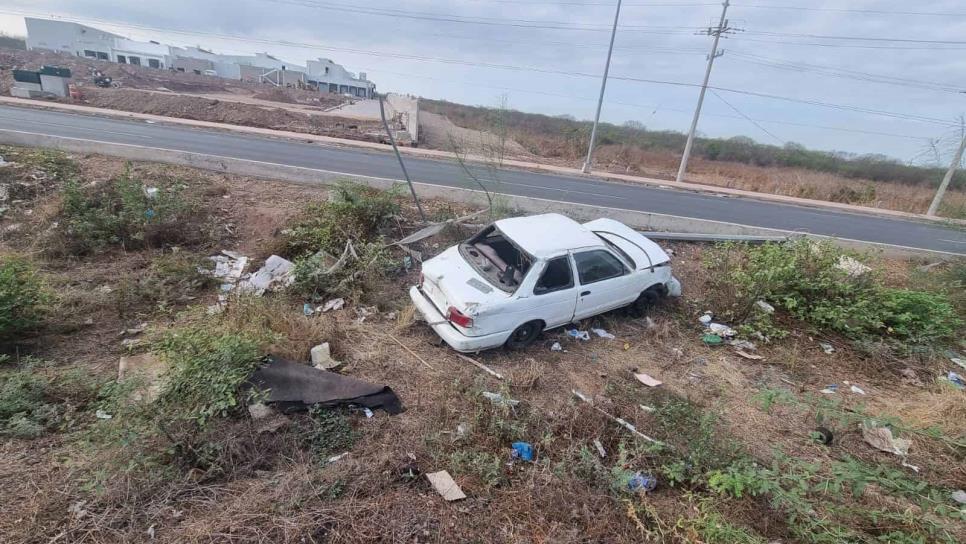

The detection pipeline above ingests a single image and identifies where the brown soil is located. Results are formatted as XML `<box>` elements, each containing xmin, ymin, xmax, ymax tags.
<box><xmin>77</xmin><ymin>87</ymin><xmax>382</xmax><ymax>142</ymax></box>
<box><xmin>0</xmin><ymin>146</ymin><xmax>963</xmax><ymax>543</ymax></box>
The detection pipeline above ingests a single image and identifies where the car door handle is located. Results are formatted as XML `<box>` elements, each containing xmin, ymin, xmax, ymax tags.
<box><xmin>580</xmin><ymin>290</ymin><xmax>591</xmax><ymax>296</ymax></box>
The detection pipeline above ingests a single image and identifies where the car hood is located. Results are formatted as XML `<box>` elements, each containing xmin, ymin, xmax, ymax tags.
<box><xmin>583</xmin><ymin>218</ymin><xmax>670</xmax><ymax>269</ymax></box>
<box><xmin>420</xmin><ymin>246</ymin><xmax>511</xmax><ymax>315</ymax></box>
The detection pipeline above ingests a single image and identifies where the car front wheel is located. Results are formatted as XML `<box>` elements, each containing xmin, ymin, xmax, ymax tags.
<box><xmin>505</xmin><ymin>320</ymin><xmax>543</xmax><ymax>350</ymax></box>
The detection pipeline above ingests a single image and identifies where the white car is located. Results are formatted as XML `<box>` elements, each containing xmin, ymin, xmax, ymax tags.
<box><xmin>409</xmin><ymin>213</ymin><xmax>681</xmax><ymax>352</ymax></box>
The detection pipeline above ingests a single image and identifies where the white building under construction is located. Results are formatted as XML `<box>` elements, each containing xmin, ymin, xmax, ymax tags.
<box><xmin>24</xmin><ymin>17</ymin><xmax>376</xmax><ymax>98</ymax></box>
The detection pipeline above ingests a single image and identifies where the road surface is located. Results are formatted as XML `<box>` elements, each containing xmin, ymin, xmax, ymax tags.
<box><xmin>0</xmin><ymin>104</ymin><xmax>962</xmax><ymax>254</ymax></box>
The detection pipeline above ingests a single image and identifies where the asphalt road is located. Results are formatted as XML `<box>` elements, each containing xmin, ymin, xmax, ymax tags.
<box><xmin>0</xmin><ymin>104</ymin><xmax>963</xmax><ymax>254</ymax></box>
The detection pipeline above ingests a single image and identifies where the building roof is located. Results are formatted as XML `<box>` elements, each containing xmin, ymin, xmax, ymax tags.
<box><xmin>495</xmin><ymin>213</ymin><xmax>603</xmax><ymax>259</ymax></box>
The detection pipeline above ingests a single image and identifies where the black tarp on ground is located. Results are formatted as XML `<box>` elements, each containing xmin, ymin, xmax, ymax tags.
<box><xmin>245</xmin><ymin>356</ymin><xmax>404</xmax><ymax>414</ymax></box>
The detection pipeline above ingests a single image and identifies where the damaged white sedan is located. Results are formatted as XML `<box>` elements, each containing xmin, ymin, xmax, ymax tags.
<box><xmin>409</xmin><ymin>213</ymin><xmax>681</xmax><ymax>353</ymax></box>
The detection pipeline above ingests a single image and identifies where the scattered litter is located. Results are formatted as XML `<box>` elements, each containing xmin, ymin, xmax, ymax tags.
<box><xmin>247</xmin><ymin>403</ymin><xmax>273</xmax><ymax>419</ymax></box>
<box><xmin>812</xmin><ymin>427</ymin><xmax>833</xmax><ymax>446</ymax></box>
<box><xmin>362</xmin><ymin>407</ymin><xmax>374</xmax><ymax>418</ymax></box>
<box><xmin>321</xmin><ymin>297</ymin><xmax>345</xmax><ymax>312</ymax></box>
<box><xmin>946</xmin><ymin>371</ymin><xmax>965</xmax><ymax>389</ymax></box>
<box><xmin>820</xmin><ymin>384</ymin><xmax>839</xmax><ymax>394</ymax></box>
<box><xmin>147</xmin><ymin>524</ymin><xmax>156</xmax><ymax>539</ymax></box>
<box><xmin>730</xmin><ymin>339</ymin><xmax>757</xmax><ymax>351</ymax></box>
<box><xmin>902</xmin><ymin>460</ymin><xmax>920</xmax><ymax>473</ymax></box>
<box><xmin>862</xmin><ymin>424</ymin><xmax>911</xmax><ymax>456</ymax></box>
<box><xmin>572</xmin><ymin>390</ymin><xmax>664</xmax><ymax>446</ymax></box>
<box><xmin>698</xmin><ymin>313</ymin><xmax>713</xmax><ymax>325</ymax></box>
<box><xmin>95</xmin><ymin>409</ymin><xmax>113</xmax><ymax>420</ymax></box>
<box><xmin>645</xmin><ymin>316</ymin><xmax>656</xmax><ymax>329</ymax></box>
<box><xmin>708</xmin><ymin>323</ymin><xmax>736</xmax><ymax>338</ymax></box>
<box><xmin>952</xmin><ymin>490</ymin><xmax>966</xmax><ymax>505</ymax></box>
<box><xmin>456</xmin><ymin>423</ymin><xmax>468</xmax><ymax>438</ymax></box>
<box><xmin>482</xmin><ymin>391</ymin><xmax>520</xmax><ymax>407</ymax></box>
<box><xmin>850</xmin><ymin>385</ymin><xmax>866</xmax><ymax>395</ymax></box>
<box><xmin>426</xmin><ymin>470</ymin><xmax>466</xmax><ymax>501</ymax></box>
<box><xmin>550</xmin><ymin>342</ymin><xmax>563</xmax><ymax>352</ymax></box>
<box><xmin>623</xmin><ymin>342</ymin><xmax>631</xmax><ymax>351</ymax></box>
<box><xmin>355</xmin><ymin>306</ymin><xmax>377</xmax><ymax>324</ymax></box>
<box><xmin>95</xmin><ymin>285</ymin><xmax>113</xmax><ymax>294</ymax></box>
<box><xmin>118</xmin><ymin>353</ymin><xmax>167</xmax><ymax>402</ymax></box>
<box><xmin>566</xmin><ymin>329</ymin><xmax>590</xmax><ymax>341</ymax></box>
<box><xmin>819</xmin><ymin>342</ymin><xmax>835</xmax><ymax>355</ymax></box>
<box><xmin>68</xmin><ymin>500</ymin><xmax>88</xmax><ymax>520</ymax></box>
<box><xmin>119</xmin><ymin>322</ymin><xmax>148</xmax><ymax>337</ymax></box>
<box><xmin>245</xmin><ymin>356</ymin><xmax>403</xmax><ymax>414</ymax></box>
<box><xmin>327</xmin><ymin>452</ymin><xmax>349</xmax><ymax>464</ymax></box>
<box><xmin>633</xmin><ymin>372</ymin><xmax>662</xmax><ymax>387</ymax></box>
<box><xmin>455</xmin><ymin>353</ymin><xmax>504</xmax><ymax>380</ymax></box>
<box><xmin>238</xmin><ymin>255</ymin><xmax>295</xmax><ymax>295</ymax></box>
<box><xmin>511</xmin><ymin>441</ymin><xmax>534</xmax><ymax>462</ymax></box>
<box><xmin>310</xmin><ymin>342</ymin><xmax>343</xmax><ymax>371</ymax></box>
<box><xmin>593</xmin><ymin>439</ymin><xmax>607</xmax><ymax>458</ymax></box>
<box><xmin>591</xmin><ymin>328</ymin><xmax>615</xmax><ymax>339</ymax></box>
<box><xmin>755</xmin><ymin>300</ymin><xmax>775</xmax><ymax>314</ymax></box>
<box><xmin>120</xmin><ymin>338</ymin><xmax>143</xmax><ymax>349</ymax></box>
<box><xmin>395</xmin><ymin>223</ymin><xmax>447</xmax><ymax>246</ymax></box>
<box><xmin>951</xmin><ymin>358</ymin><xmax>966</xmax><ymax>371</ymax></box>
<box><xmin>735</xmin><ymin>349</ymin><xmax>763</xmax><ymax>361</ymax></box>
<box><xmin>627</xmin><ymin>472</ymin><xmax>658</xmax><ymax>493</ymax></box>
<box><xmin>303</xmin><ymin>303</ymin><xmax>314</xmax><ymax>316</ymax></box>
<box><xmin>836</xmin><ymin>255</ymin><xmax>871</xmax><ymax>277</ymax></box>
<box><xmin>702</xmin><ymin>333</ymin><xmax>723</xmax><ymax>346</ymax></box>
<box><xmin>144</xmin><ymin>186</ymin><xmax>159</xmax><ymax>199</ymax></box>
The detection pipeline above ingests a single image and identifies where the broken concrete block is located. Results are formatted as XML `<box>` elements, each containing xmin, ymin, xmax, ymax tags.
<box><xmin>426</xmin><ymin>470</ymin><xmax>466</xmax><ymax>501</ymax></box>
<box><xmin>862</xmin><ymin>424</ymin><xmax>911</xmax><ymax>456</ymax></box>
<box><xmin>118</xmin><ymin>353</ymin><xmax>167</xmax><ymax>402</ymax></box>
<box><xmin>311</xmin><ymin>342</ymin><xmax>343</xmax><ymax>370</ymax></box>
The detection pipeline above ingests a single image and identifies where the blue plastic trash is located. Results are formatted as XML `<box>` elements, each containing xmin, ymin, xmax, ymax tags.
<box><xmin>511</xmin><ymin>441</ymin><xmax>534</xmax><ymax>462</ymax></box>
<box><xmin>627</xmin><ymin>472</ymin><xmax>658</xmax><ymax>493</ymax></box>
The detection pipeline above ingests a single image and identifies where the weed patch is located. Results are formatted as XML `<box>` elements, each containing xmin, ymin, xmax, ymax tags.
<box><xmin>59</xmin><ymin>166</ymin><xmax>209</xmax><ymax>254</ymax></box>
<box><xmin>0</xmin><ymin>359</ymin><xmax>102</xmax><ymax>438</ymax></box>
<box><xmin>703</xmin><ymin>239</ymin><xmax>961</xmax><ymax>349</ymax></box>
<box><xmin>0</xmin><ymin>256</ymin><xmax>47</xmax><ymax>342</ymax></box>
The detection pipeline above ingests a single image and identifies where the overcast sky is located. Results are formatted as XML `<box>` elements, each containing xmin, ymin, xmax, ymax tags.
<box><xmin>2</xmin><ymin>1</ymin><xmax>965</xmax><ymax>162</ymax></box>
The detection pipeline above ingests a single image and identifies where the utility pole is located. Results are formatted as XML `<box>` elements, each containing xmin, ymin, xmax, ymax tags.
<box><xmin>378</xmin><ymin>93</ymin><xmax>426</xmax><ymax>221</ymax></box>
<box><xmin>676</xmin><ymin>0</ymin><xmax>732</xmax><ymax>183</ymax></box>
<box><xmin>926</xmin><ymin>130</ymin><xmax>966</xmax><ymax>216</ymax></box>
<box><xmin>581</xmin><ymin>0</ymin><xmax>623</xmax><ymax>174</ymax></box>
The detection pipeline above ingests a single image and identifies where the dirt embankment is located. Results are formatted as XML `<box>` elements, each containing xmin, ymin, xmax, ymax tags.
<box><xmin>78</xmin><ymin>87</ymin><xmax>382</xmax><ymax>141</ymax></box>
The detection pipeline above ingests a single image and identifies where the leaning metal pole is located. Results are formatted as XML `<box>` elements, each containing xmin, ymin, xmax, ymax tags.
<box><xmin>378</xmin><ymin>93</ymin><xmax>426</xmax><ymax>221</ymax></box>
<box><xmin>581</xmin><ymin>0</ymin><xmax>623</xmax><ymax>174</ymax></box>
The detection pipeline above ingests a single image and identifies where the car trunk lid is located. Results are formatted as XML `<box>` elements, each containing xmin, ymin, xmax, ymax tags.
<box><xmin>420</xmin><ymin>246</ymin><xmax>510</xmax><ymax>319</ymax></box>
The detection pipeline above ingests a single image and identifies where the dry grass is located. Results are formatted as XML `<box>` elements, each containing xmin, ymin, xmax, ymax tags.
<box><xmin>2</xmin><ymin>150</ymin><xmax>964</xmax><ymax>543</ymax></box>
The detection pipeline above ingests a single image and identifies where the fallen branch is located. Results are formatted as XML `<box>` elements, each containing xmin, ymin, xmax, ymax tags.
<box><xmin>454</xmin><ymin>353</ymin><xmax>504</xmax><ymax>380</ymax></box>
<box><xmin>572</xmin><ymin>389</ymin><xmax>666</xmax><ymax>447</ymax></box>
<box><xmin>389</xmin><ymin>334</ymin><xmax>435</xmax><ymax>370</ymax></box>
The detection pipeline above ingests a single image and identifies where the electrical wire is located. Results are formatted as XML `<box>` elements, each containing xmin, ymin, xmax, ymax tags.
<box><xmin>710</xmin><ymin>90</ymin><xmax>783</xmax><ymax>144</ymax></box>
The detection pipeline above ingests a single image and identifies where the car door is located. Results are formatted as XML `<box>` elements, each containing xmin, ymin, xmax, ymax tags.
<box><xmin>572</xmin><ymin>249</ymin><xmax>640</xmax><ymax>320</ymax></box>
<box><xmin>528</xmin><ymin>255</ymin><xmax>578</xmax><ymax>328</ymax></box>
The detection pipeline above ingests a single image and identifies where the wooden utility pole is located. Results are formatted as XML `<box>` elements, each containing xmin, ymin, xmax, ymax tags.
<box><xmin>926</xmin><ymin>131</ymin><xmax>966</xmax><ymax>216</ymax></box>
<box><xmin>676</xmin><ymin>0</ymin><xmax>732</xmax><ymax>183</ymax></box>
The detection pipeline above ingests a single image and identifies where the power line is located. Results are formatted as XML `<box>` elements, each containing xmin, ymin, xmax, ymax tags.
<box><xmin>724</xmin><ymin>35</ymin><xmax>966</xmax><ymax>51</ymax></box>
<box><xmin>725</xmin><ymin>51</ymin><xmax>966</xmax><ymax>94</ymax></box>
<box><xmin>710</xmin><ymin>89</ymin><xmax>783</xmax><ymax>144</ymax></box>
<box><xmin>741</xmin><ymin>30</ymin><xmax>966</xmax><ymax>46</ymax></box>
<box><xmin>738</xmin><ymin>4</ymin><xmax>966</xmax><ymax>18</ymax></box>
<box><xmin>260</xmin><ymin>0</ymin><xmax>703</xmax><ymax>32</ymax></box>
<box><xmin>7</xmin><ymin>10</ymin><xmax>957</xmax><ymax>129</ymax></box>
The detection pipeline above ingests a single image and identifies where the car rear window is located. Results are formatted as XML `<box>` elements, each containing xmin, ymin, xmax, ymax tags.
<box><xmin>459</xmin><ymin>225</ymin><xmax>532</xmax><ymax>293</ymax></box>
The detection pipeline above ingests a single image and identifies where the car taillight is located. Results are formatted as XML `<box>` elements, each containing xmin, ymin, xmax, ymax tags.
<box><xmin>447</xmin><ymin>306</ymin><xmax>473</xmax><ymax>328</ymax></box>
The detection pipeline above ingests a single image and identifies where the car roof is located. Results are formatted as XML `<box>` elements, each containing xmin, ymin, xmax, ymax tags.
<box><xmin>494</xmin><ymin>213</ymin><xmax>604</xmax><ymax>259</ymax></box>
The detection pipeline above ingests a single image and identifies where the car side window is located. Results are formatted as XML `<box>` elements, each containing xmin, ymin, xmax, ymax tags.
<box><xmin>534</xmin><ymin>256</ymin><xmax>574</xmax><ymax>294</ymax></box>
<box><xmin>574</xmin><ymin>250</ymin><xmax>626</xmax><ymax>285</ymax></box>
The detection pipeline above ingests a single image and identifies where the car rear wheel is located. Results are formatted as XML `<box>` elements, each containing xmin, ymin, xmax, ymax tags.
<box><xmin>505</xmin><ymin>320</ymin><xmax>543</xmax><ymax>350</ymax></box>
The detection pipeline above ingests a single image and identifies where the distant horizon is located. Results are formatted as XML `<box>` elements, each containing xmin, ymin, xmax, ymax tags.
<box><xmin>2</xmin><ymin>2</ymin><xmax>964</xmax><ymax>166</ymax></box>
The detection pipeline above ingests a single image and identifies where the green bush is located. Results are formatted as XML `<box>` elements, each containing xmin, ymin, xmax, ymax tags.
<box><xmin>0</xmin><ymin>361</ymin><xmax>101</xmax><ymax>438</ymax></box>
<box><xmin>0</xmin><ymin>257</ymin><xmax>47</xmax><ymax>341</ymax></box>
<box><xmin>284</xmin><ymin>182</ymin><xmax>399</xmax><ymax>257</ymax></box>
<box><xmin>704</xmin><ymin>239</ymin><xmax>961</xmax><ymax>346</ymax></box>
<box><xmin>60</xmin><ymin>167</ymin><xmax>201</xmax><ymax>254</ymax></box>
<box><xmin>154</xmin><ymin>326</ymin><xmax>263</xmax><ymax>427</ymax></box>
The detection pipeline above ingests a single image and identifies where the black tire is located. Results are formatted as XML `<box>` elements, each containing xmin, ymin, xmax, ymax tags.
<box><xmin>628</xmin><ymin>286</ymin><xmax>662</xmax><ymax>317</ymax></box>
<box><xmin>505</xmin><ymin>320</ymin><xmax>543</xmax><ymax>350</ymax></box>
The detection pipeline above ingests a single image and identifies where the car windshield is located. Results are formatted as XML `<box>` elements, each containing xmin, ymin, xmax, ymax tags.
<box><xmin>459</xmin><ymin>225</ymin><xmax>532</xmax><ymax>293</ymax></box>
<box><xmin>594</xmin><ymin>232</ymin><xmax>637</xmax><ymax>269</ymax></box>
